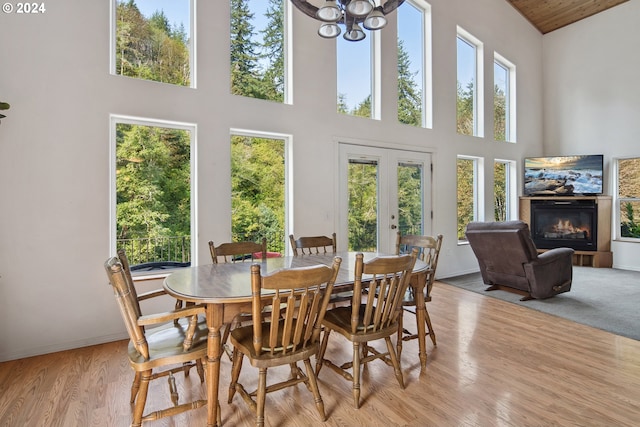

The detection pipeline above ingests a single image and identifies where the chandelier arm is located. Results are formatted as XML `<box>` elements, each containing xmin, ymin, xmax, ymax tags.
<box><xmin>290</xmin><ymin>0</ymin><xmax>321</xmax><ymax>19</ymax></box>
<box><xmin>382</xmin><ymin>0</ymin><xmax>405</xmax><ymax>15</ymax></box>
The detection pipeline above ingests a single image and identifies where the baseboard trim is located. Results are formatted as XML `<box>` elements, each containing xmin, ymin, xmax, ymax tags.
<box><xmin>0</xmin><ymin>332</ymin><xmax>128</xmax><ymax>362</ymax></box>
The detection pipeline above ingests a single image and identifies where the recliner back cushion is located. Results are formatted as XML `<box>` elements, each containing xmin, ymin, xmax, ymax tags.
<box><xmin>465</xmin><ymin>221</ymin><xmax>539</xmax><ymax>277</ymax></box>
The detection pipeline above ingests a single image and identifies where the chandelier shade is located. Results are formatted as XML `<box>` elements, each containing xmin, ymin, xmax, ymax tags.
<box><xmin>290</xmin><ymin>0</ymin><xmax>405</xmax><ymax>42</ymax></box>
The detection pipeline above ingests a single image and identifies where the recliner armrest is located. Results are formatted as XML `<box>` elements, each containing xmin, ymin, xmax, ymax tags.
<box><xmin>534</xmin><ymin>247</ymin><xmax>575</xmax><ymax>265</ymax></box>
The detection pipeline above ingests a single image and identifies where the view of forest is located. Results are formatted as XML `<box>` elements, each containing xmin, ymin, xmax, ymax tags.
<box><xmin>113</xmin><ymin>0</ymin><xmax>527</xmax><ymax>264</ymax></box>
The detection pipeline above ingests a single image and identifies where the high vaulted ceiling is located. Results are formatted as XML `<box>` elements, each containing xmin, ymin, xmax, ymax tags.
<box><xmin>506</xmin><ymin>0</ymin><xmax>629</xmax><ymax>34</ymax></box>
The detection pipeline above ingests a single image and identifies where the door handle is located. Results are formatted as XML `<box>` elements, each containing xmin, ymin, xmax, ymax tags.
<box><xmin>391</xmin><ymin>224</ymin><xmax>397</xmax><ymax>229</ymax></box>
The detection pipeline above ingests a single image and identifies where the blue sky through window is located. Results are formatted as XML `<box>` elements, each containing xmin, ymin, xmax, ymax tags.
<box><xmin>133</xmin><ymin>0</ymin><xmax>190</xmax><ymax>33</ymax></box>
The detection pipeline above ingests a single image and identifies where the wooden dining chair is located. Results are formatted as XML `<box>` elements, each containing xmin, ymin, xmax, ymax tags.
<box><xmin>227</xmin><ymin>257</ymin><xmax>342</xmax><ymax>427</ymax></box>
<box><xmin>209</xmin><ymin>238</ymin><xmax>267</xmax><ymax>263</ymax></box>
<box><xmin>395</xmin><ymin>233</ymin><xmax>443</xmax><ymax>367</ymax></box>
<box><xmin>208</xmin><ymin>238</ymin><xmax>268</xmax><ymax>360</ymax></box>
<box><xmin>316</xmin><ymin>250</ymin><xmax>418</xmax><ymax>409</ymax></box>
<box><xmin>289</xmin><ymin>233</ymin><xmax>336</xmax><ymax>256</ymax></box>
<box><xmin>117</xmin><ymin>249</ymin><xmax>186</xmax><ymax>326</ymax></box>
<box><xmin>104</xmin><ymin>256</ymin><xmax>209</xmax><ymax>427</ymax></box>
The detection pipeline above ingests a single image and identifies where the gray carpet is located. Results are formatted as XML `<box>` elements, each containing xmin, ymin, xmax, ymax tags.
<box><xmin>439</xmin><ymin>267</ymin><xmax>640</xmax><ymax>341</ymax></box>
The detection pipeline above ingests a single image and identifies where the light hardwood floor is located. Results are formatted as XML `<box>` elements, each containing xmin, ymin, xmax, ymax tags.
<box><xmin>1</xmin><ymin>282</ymin><xmax>639</xmax><ymax>426</ymax></box>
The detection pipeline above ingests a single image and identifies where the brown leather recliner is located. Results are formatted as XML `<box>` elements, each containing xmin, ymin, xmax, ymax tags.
<box><xmin>465</xmin><ymin>220</ymin><xmax>574</xmax><ymax>300</ymax></box>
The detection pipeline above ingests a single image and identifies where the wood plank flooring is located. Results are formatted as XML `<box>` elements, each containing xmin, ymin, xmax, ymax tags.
<box><xmin>2</xmin><ymin>282</ymin><xmax>639</xmax><ymax>426</ymax></box>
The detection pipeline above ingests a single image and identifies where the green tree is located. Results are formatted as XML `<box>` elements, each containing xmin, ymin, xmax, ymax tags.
<box><xmin>397</xmin><ymin>40</ymin><xmax>422</xmax><ymax>126</ymax></box>
<box><xmin>260</xmin><ymin>0</ymin><xmax>285</xmax><ymax>102</ymax></box>
<box><xmin>457</xmin><ymin>158</ymin><xmax>475</xmax><ymax>240</ymax></box>
<box><xmin>337</xmin><ymin>93</ymin><xmax>349</xmax><ymax>114</ymax></box>
<box><xmin>352</xmin><ymin>95</ymin><xmax>372</xmax><ymax>118</ymax></box>
<box><xmin>230</xmin><ymin>0</ymin><xmax>263</xmax><ymax>97</ymax></box>
<box><xmin>494</xmin><ymin>162</ymin><xmax>507</xmax><ymax>221</ymax></box>
<box><xmin>398</xmin><ymin>164</ymin><xmax>423</xmax><ymax>235</ymax></box>
<box><xmin>231</xmin><ymin>136</ymin><xmax>286</xmax><ymax>253</ymax></box>
<box><xmin>494</xmin><ymin>83</ymin><xmax>506</xmax><ymax>141</ymax></box>
<box><xmin>348</xmin><ymin>161</ymin><xmax>378</xmax><ymax>251</ymax></box>
<box><xmin>115</xmin><ymin>1</ymin><xmax>190</xmax><ymax>86</ymax></box>
<box><xmin>457</xmin><ymin>80</ymin><xmax>474</xmax><ymax>135</ymax></box>
<box><xmin>116</xmin><ymin>124</ymin><xmax>191</xmax><ymax>262</ymax></box>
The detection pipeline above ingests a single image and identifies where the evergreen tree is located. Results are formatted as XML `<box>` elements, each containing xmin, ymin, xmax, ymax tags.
<box><xmin>115</xmin><ymin>1</ymin><xmax>190</xmax><ymax>86</ymax></box>
<box><xmin>230</xmin><ymin>0</ymin><xmax>263</xmax><ymax>97</ymax></box>
<box><xmin>457</xmin><ymin>159</ymin><xmax>475</xmax><ymax>240</ymax></box>
<box><xmin>457</xmin><ymin>80</ymin><xmax>474</xmax><ymax>135</ymax></box>
<box><xmin>352</xmin><ymin>95</ymin><xmax>372</xmax><ymax>118</ymax></box>
<box><xmin>261</xmin><ymin>0</ymin><xmax>285</xmax><ymax>101</ymax></box>
<box><xmin>397</xmin><ymin>40</ymin><xmax>422</xmax><ymax>126</ymax></box>
<box><xmin>494</xmin><ymin>162</ymin><xmax>507</xmax><ymax>221</ymax></box>
<box><xmin>494</xmin><ymin>84</ymin><xmax>506</xmax><ymax>141</ymax></box>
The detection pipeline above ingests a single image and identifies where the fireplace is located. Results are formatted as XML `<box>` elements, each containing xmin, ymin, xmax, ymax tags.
<box><xmin>530</xmin><ymin>199</ymin><xmax>598</xmax><ymax>251</ymax></box>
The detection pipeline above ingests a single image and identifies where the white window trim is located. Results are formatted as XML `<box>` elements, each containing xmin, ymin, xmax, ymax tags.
<box><xmin>494</xmin><ymin>52</ymin><xmax>516</xmax><ymax>142</ymax></box>
<box><xmin>495</xmin><ymin>158</ymin><xmax>517</xmax><ymax>221</ymax></box>
<box><xmin>457</xmin><ymin>155</ymin><xmax>484</xmax><ymax>244</ymax></box>
<box><xmin>229</xmin><ymin>128</ymin><xmax>293</xmax><ymax>255</ymax></box>
<box><xmin>110</xmin><ymin>0</ymin><xmax>197</xmax><ymax>88</ymax></box>
<box><xmin>109</xmin><ymin>114</ymin><xmax>198</xmax><ymax>265</ymax></box>
<box><xmin>457</xmin><ymin>26</ymin><xmax>484</xmax><ymax>138</ymax></box>
<box><xmin>399</xmin><ymin>0</ymin><xmax>433</xmax><ymax>128</ymax></box>
<box><xmin>614</xmin><ymin>157</ymin><xmax>640</xmax><ymax>242</ymax></box>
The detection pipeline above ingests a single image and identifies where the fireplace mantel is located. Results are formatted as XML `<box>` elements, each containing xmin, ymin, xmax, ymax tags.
<box><xmin>519</xmin><ymin>195</ymin><xmax>612</xmax><ymax>267</ymax></box>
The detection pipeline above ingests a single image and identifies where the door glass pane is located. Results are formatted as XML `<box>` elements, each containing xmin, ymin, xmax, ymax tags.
<box><xmin>348</xmin><ymin>159</ymin><xmax>378</xmax><ymax>251</ymax></box>
<box><xmin>398</xmin><ymin>162</ymin><xmax>423</xmax><ymax>235</ymax></box>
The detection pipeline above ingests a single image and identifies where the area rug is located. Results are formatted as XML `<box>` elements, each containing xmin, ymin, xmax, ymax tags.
<box><xmin>438</xmin><ymin>266</ymin><xmax>640</xmax><ymax>341</ymax></box>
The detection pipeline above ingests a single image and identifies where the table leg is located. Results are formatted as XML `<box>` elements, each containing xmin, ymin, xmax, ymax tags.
<box><xmin>412</xmin><ymin>277</ymin><xmax>428</xmax><ymax>373</ymax></box>
<box><xmin>206</xmin><ymin>304</ymin><xmax>223</xmax><ymax>427</ymax></box>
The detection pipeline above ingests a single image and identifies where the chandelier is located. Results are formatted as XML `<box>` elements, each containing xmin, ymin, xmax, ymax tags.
<box><xmin>290</xmin><ymin>0</ymin><xmax>405</xmax><ymax>42</ymax></box>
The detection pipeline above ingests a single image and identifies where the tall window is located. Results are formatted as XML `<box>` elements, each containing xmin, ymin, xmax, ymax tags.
<box><xmin>114</xmin><ymin>0</ymin><xmax>193</xmax><ymax>87</ymax></box>
<box><xmin>230</xmin><ymin>0</ymin><xmax>287</xmax><ymax>103</ymax></box>
<box><xmin>494</xmin><ymin>52</ymin><xmax>516</xmax><ymax>142</ymax></box>
<box><xmin>231</xmin><ymin>132</ymin><xmax>287</xmax><ymax>254</ymax></box>
<box><xmin>616</xmin><ymin>157</ymin><xmax>640</xmax><ymax>239</ymax></box>
<box><xmin>457</xmin><ymin>156</ymin><xmax>482</xmax><ymax>241</ymax></box>
<box><xmin>494</xmin><ymin>159</ymin><xmax>516</xmax><ymax>221</ymax></box>
<box><xmin>397</xmin><ymin>0</ymin><xmax>432</xmax><ymax>128</ymax></box>
<box><xmin>111</xmin><ymin>117</ymin><xmax>194</xmax><ymax>267</ymax></box>
<box><xmin>456</xmin><ymin>27</ymin><xmax>484</xmax><ymax>137</ymax></box>
<box><xmin>338</xmin><ymin>34</ymin><xmax>374</xmax><ymax>118</ymax></box>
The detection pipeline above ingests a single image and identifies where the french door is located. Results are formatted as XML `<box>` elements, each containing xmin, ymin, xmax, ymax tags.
<box><xmin>338</xmin><ymin>143</ymin><xmax>432</xmax><ymax>253</ymax></box>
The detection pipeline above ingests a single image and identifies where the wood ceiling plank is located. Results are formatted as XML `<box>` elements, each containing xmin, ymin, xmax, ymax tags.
<box><xmin>506</xmin><ymin>0</ymin><xmax>629</xmax><ymax>33</ymax></box>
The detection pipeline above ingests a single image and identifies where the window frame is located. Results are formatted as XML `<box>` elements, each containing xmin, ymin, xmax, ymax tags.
<box><xmin>494</xmin><ymin>159</ymin><xmax>517</xmax><ymax>221</ymax></box>
<box><xmin>229</xmin><ymin>128</ymin><xmax>293</xmax><ymax>255</ymax></box>
<box><xmin>110</xmin><ymin>0</ymin><xmax>196</xmax><ymax>88</ymax></box>
<box><xmin>493</xmin><ymin>52</ymin><xmax>516</xmax><ymax>142</ymax></box>
<box><xmin>614</xmin><ymin>156</ymin><xmax>640</xmax><ymax>242</ymax></box>
<box><xmin>457</xmin><ymin>155</ymin><xmax>484</xmax><ymax>243</ymax></box>
<box><xmin>337</xmin><ymin>25</ymin><xmax>378</xmax><ymax>119</ymax></box>
<box><xmin>397</xmin><ymin>0</ymin><xmax>433</xmax><ymax>128</ymax></box>
<box><xmin>456</xmin><ymin>26</ymin><xmax>484</xmax><ymax>138</ymax></box>
<box><xmin>109</xmin><ymin>114</ymin><xmax>198</xmax><ymax>269</ymax></box>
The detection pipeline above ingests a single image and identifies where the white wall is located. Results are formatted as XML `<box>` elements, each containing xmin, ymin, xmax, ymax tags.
<box><xmin>542</xmin><ymin>0</ymin><xmax>640</xmax><ymax>271</ymax></box>
<box><xmin>0</xmin><ymin>0</ymin><xmax>543</xmax><ymax>361</ymax></box>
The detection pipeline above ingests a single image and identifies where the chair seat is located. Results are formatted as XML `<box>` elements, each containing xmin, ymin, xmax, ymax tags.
<box><xmin>230</xmin><ymin>321</ymin><xmax>319</xmax><ymax>367</ymax></box>
<box><xmin>322</xmin><ymin>305</ymin><xmax>399</xmax><ymax>343</ymax></box>
<box><xmin>128</xmin><ymin>317</ymin><xmax>209</xmax><ymax>370</ymax></box>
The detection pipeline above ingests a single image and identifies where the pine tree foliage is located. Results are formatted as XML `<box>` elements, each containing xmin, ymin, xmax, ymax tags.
<box><xmin>397</xmin><ymin>40</ymin><xmax>422</xmax><ymax>126</ymax></box>
<box><xmin>457</xmin><ymin>80</ymin><xmax>474</xmax><ymax>135</ymax></box>
<box><xmin>115</xmin><ymin>0</ymin><xmax>190</xmax><ymax>86</ymax></box>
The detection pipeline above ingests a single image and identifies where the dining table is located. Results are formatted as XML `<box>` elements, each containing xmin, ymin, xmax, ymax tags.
<box><xmin>163</xmin><ymin>251</ymin><xmax>429</xmax><ymax>427</ymax></box>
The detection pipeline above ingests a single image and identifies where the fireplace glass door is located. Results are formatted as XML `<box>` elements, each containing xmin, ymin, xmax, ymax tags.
<box><xmin>530</xmin><ymin>200</ymin><xmax>597</xmax><ymax>251</ymax></box>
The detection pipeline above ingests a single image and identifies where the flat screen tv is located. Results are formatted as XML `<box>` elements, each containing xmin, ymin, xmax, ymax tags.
<box><xmin>524</xmin><ymin>154</ymin><xmax>603</xmax><ymax>196</ymax></box>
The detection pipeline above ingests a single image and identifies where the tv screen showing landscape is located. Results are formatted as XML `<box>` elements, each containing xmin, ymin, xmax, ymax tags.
<box><xmin>524</xmin><ymin>155</ymin><xmax>603</xmax><ymax>196</ymax></box>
